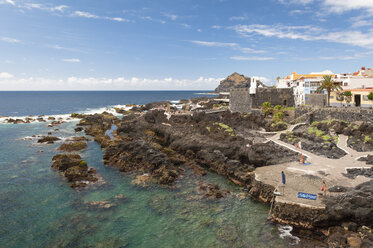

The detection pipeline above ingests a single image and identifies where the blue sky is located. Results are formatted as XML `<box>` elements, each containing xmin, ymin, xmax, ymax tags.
<box><xmin>1</xmin><ymin>0</ymin><xmax>373</xmax><ymax>90</ymax></box>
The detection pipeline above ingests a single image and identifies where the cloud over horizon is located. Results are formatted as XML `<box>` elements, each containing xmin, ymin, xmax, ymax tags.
<box><xmin>0</xmin><ymin>74</ymin><xmax>223</xmax><ymax>90</ymax></box>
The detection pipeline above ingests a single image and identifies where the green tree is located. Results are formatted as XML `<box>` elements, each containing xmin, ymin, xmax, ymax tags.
<box><xmin>316</xmin><ymin>75</ymin><xmax>342</xmax><ymax>107</ymax></box>
<box><xmin>343</xmin><ymin>91</ymin><xmax>352</xmax><ymax>106</ymax></box>
<box><xmin>367</xmin><ymin>92</ymin><xmax>373</xmax><ymax>101</ymax></box>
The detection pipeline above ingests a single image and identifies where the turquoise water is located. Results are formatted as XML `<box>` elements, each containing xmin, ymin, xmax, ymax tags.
<box><xmin>0</xmin><ymin>121</ymin><xmax>290</xmax><ymax>248</ymax></box>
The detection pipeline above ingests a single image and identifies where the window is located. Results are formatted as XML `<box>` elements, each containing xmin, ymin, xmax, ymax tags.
<box><xmin>305</xmin><ymin>82</ymin><xmax>310</xmax><ymax>87</ymax></box>
<box><xmin>344</xmin><ymin>82</ymin><xmax>348</xmax><ymax>86</ymax></box>
<box><xmin>363</xmin><ymin>95</ymin><xmax>369</xmax><ymax>101</ymax></box>
<box><xmin>330</xmin><ymin>96</ymin><xmax>334</xmax><ymax>99</ymax></box>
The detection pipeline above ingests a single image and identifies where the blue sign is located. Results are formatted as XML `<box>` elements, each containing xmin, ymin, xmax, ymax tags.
<box><xmin>297</xmin><ymin>192</ymin><xmax>317</xmax><ymax>200</ymax></box>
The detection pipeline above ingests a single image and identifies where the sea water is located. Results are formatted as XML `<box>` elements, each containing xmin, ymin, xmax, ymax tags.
<box><xmin>0</xmin><ymin>91</ymin><xmax>291</xmax><ymax>247</ymax></box>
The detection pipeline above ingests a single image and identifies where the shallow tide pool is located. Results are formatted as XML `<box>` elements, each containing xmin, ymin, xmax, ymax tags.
<box><xmin>0</xmin><ymin>121</ymin><xmax>291</xmax><ymax>248</ymax></box>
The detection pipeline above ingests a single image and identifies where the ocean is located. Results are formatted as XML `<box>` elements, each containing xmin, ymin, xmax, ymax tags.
<box><xmin>0</xmin><ymin>91</ymin><xmax>215</xmax><ymax>117</ymax></box>
<box><xmin>0</xmin><ymin>91</ymin><xmax>294</xmax><ymax>247</ymax></box>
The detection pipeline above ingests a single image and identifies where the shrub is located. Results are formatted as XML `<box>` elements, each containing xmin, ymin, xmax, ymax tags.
<box><xmin>272</xmin><ymin>112</ymin><xmax>284</xmax><ymax>123</ymax></box>
<box><xmin>308</xmin><ymin>126</ymin><xmax>324</xmax><ymax>137</ymax></box>
<box><xmin>261</xmin><ymin>102</ymin><xmax>273</xmax><ymax>116</ymax></box>
<box><xmin>274</xmin><ymin>105</ymin><xmax>283</xmax><ymax>111</ymax></box>
<box><xmin>214</xmin><ymin>122</ymin><xmax>235</xmax><ymax>136</ymax></box>
<box><xmin>364</xmin><ymin>135</ymin><xmax>372</xmax><ymax>143</ymax></box>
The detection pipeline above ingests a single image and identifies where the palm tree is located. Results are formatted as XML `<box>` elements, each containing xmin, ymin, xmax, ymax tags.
<box><xmin>316</xmin><ymin>75</ymin><xmax>342</xmax><ymax>107</ymax></box>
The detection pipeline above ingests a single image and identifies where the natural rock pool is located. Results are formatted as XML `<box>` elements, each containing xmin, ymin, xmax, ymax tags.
<box><xmin>0</xmin><ymin>121</ymin><xmax>292</xmax><ymax>247</ymax></box>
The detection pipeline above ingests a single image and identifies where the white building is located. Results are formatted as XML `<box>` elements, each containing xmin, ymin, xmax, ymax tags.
<box><xmin>277</xmin><ymin>68</ymin><xmax>373</xmax><ymax>106</ymax></box>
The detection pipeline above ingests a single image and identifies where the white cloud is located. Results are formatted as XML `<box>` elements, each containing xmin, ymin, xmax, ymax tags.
<box><xmin>230</xmin><ymin>56</ymin><xmax>275</xmax><ymax>61</ymax></box>
<box><xmin>142</xmin><ymin>16</ymin><xmax>166</xmax><ymax>24</ymax></box>
<box><xmin>279</xmin><ymin>0</ymin><xmax>373</xmax><ymax>13</ymax></box>
<box><xmin>73</xmin><ymin>11</ymin><xmax>98</xmax><ymax>19</ymax></box>
<box><xmin>234</xmin><ymin>24</ymin><xmax>373</xmax><ymax>48</ymax></box>
<box><xmin>62</xmin><ymin>58</ymin><xmax>80</xmax><ymax>63</ymax></box>
<box><xmin>72</xmin><ymin>11</ymin><xmax>128</xmax><ymax>22</ymax></box>
<box><xmin>190</xmin><ymin>40</ymin><xmax>237</xmax><ymax>47</ymax></box>
<box><xmin>0</xmin><ymin>72</ymin><xmax>13</xmax><ymax>79</ymax></box>
<box><xmin>211</xmin><ymin>25</ymin><xmax>222</xmax><ymax>29</ymax></box>
<box><xmin>0</xmin><ymin>0</ymin><xmax>15</xmax><ymax>6</ymax></box>
<box><xmin>1</xmin><ymin>37</ymin><xmax>20</xmax><ymax>43</ymax></box>
<box><xmin>0</xmin><ymin>76</ymin><xmax>222</xmax><ymax>90</ymax></box>
<box><xmin>253</xmin><ymin>76</ymin><xmax>273</xmax><ymax>86</ymax></box>
<box><xmin>163</xmin><ymin>13</ymin><xmax>178</xmax><ymax>20</ymax></box>
<box><xmin>323</xmin><ymin>0</ymin><xmax>373</xmax><ymax>13</ymax></box>
<box><xmin>181</xmin><ymin>23</ymin><xmax>191</xmax><ymax>28</ymax></box>
<box><xmin>51</xmin><ymin>5</ymin><xmax>68</xmax><ymax>12</ymax></box>
<box><xmin>190</xmin><ymin>40</ymin><xmax>267</xmax><ymax>55</ymax></box>
<box><xmin>278</xmin><ymin>0</ymin><xmax>314</xmax><ymax>5</ymax></box>
<box><xmin>229</xmin><ymin>15</ymin><xmax>248</xmax><ymax>21</ymax></box>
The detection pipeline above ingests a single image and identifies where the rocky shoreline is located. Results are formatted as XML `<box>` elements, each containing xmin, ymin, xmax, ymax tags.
<box><xmin>11</xmin><ymin>98</ymin><xmax>373</xmax><ymax>247</ymax></box>
<box><xmin>69</xmin><ymin>100</ymin><xmax>373</xmax><ymax>247</ymax></box>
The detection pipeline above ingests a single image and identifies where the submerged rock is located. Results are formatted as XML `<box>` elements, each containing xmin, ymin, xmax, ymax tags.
<box><xmin>131</xmin><ymin>174</ymin><xmax>153</xmax><ymax>187</ymax></box>
<box><xmin>148</xmin><ymin>195</ymin><xmax>173</xmax><ymax>215</ymax></box>
<box><xmin>196</xmin><ymin>183</ymin><xmax>230</xmax><ymax>200</ymax></box>
<box><xmin>215</xmin><ymin>224</ymin><xmax>238</xmax><ymax>241</ymax></box>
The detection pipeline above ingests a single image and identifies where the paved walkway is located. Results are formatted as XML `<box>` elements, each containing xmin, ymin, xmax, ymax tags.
<box><xmin>253</xmin><ymin>125</ymin><xmax>372</xmax><ymax>208</ymax></box>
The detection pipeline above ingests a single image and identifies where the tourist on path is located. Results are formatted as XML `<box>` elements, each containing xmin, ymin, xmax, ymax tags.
<box><xmin>321</xmin><ymin>180</ymin><xmax>327</xmax><ymax>196</ymax></box>
<box><xmin>281</xmin><ymin>171</ymin><xmax>286</xmax><ymax>194</ymax></box>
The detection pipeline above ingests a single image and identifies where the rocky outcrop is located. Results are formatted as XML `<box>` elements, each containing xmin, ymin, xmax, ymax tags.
<box><xmin>215</xmin><ymin>72</ymin><xmax>252</xmax><ymax>92</ymax></box>
<box><xmin>51</xmin><ymin>154</ymin><xmax>98</xmax><ymax>188</ymax></box>
<box><xmin>358</xmin><ymin>155</ymin><xmax>373</xmax><ymax>165</ymax></box>
<box><xmin>57</xmin><ymin>142</ymin><xmax>88</xmax><ymax>152</ymax></box>
<box><xmin>37</xmin><ymin>136</ymin><xmax>61</xmax><ymax>144</ymax></box>
<box><xmin>315</xmin><ymin>180</ymin><xmax>373</xmax><ymax>229</ymax></box>
<box><xmin>281</xmin><ymin>123</ymin><xmax>347</xmax><ymax>159</ymax></box>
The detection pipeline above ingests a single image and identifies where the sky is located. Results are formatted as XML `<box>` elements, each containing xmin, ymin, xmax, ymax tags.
<box><xmin>1</xmin><ymin>0</ymin><xmax>373</xmax><ymax>90</ymax></box>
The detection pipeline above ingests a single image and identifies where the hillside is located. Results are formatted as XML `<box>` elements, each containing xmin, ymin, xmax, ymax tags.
<box><xmin>214</xmin><ymin>72</ymin><xmax>251</xmax><ymax>92</ymax></box>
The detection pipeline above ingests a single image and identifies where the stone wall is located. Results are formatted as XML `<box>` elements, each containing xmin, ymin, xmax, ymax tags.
<box><xmin>305</xmin><ymin>94</ymin><xmax>326</xmax><ymax>107</ymax></box>
<box><xmin>251</xmin><ymin>88</ymin><xmax>295</xmax><ymax>109</ymax></box>
<box><xmin>229</xmin><ymin>88</ymin><xmax>252</xmax><ymax>113</ymax></box>
<box><xmin>230</xmin><ymin>88</ymin><xmax>295</xmax><ymax>113</ymax></box>
<box><xmin>294</xmin><ymin>107</ymin><xmax>373</xmax><ymax>124</ymax></box>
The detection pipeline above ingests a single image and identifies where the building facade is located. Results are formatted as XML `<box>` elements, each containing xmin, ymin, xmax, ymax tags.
<box><xmin>277</xmin><ymin>68</ymin><xmax>373</xmax><ymax>106</ymax></box>
<box><xmin>329</xmin><ymin>89</ymin><xmax>373</xmax><ymax>108</ymax></box>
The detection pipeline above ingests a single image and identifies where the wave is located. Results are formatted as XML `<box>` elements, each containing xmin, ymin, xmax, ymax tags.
<box><xmin>277</xmin><ymin>225</ymin><xmax>300</xmax><ymax>245</ymax></box>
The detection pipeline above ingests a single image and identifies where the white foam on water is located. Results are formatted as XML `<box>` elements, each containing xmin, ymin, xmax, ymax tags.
<box><xmin>194</xmin><ymin>92</ymin><xmax>218</xmax><ymax>95</ymax></box>
<box><xmin>0</xmin><ymin>113</ymin><xmax>76</xmax><ymax>125</ymax></box>
<box><xmin>278</xmin><ymin>225</ymin><xmax>300</xmax><ymax>245</ymax></box>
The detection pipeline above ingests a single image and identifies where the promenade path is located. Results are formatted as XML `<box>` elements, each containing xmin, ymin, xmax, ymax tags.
<box><xmin>253</xmin><ymin>124</ymin><xmax>372</xmax><ymax>208</ymax></box>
